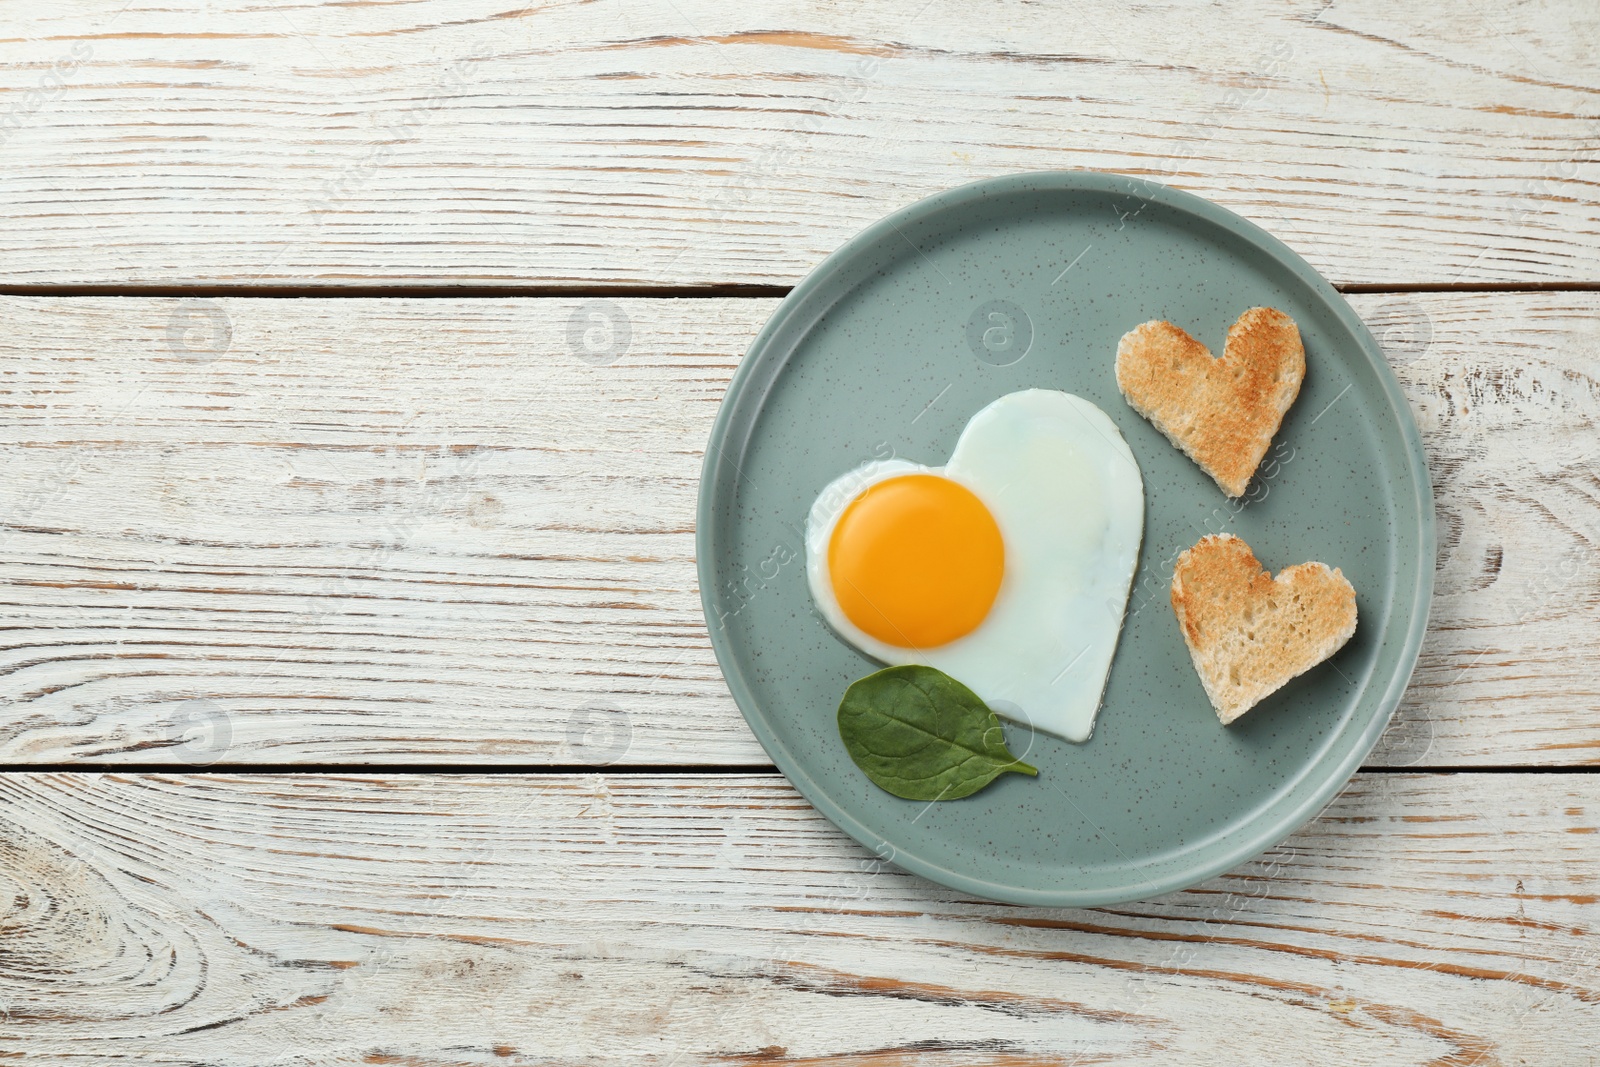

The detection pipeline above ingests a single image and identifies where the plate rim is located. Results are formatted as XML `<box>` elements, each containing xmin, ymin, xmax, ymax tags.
<box><xmin>696</xmin><ymin>169</ymin><xmax>1435</xmax><ymax>906</ymax></box>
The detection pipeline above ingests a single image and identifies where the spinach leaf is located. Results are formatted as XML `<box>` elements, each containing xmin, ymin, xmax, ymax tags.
<box><xmin>837</xmin><ymin>665</ymin><xmax>1038</xmax><ymax>801</ymax></box>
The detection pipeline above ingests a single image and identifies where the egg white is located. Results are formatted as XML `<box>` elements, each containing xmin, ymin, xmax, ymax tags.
<box><xmin>806</xmin><ymin>389</ymin><xmax>1144</xmax><ymax>743</ymax></box>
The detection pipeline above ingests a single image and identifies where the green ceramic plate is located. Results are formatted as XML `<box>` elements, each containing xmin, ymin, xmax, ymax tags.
<box><xmin>697</xmin><ymin>171</ymin><xmax>1432</xmax><ymax>907</ymax></box>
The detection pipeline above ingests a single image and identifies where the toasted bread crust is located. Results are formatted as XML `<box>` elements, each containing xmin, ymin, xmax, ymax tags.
<box><xmin>1116</xmin><ymin>307</ymin><xmax>1305</xmax><ymax>497</ymax></box>
<box><xmin>1170</xmin><ymin>533</ymin><xmax>1357</xmax><ymax>723</ymax></box>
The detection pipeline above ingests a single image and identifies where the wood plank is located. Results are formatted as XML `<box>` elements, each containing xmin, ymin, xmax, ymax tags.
<box><xmin>0</xmin><ymin>772</ymin><xmax>1595</xmax><ymax>1063</ymax></box>
<box><xmin>0</xmin><ymin>0</ymin><xmax>1596</xmax><ymax>287</ymax></box>
<box><xmin>0</xmin><ymin>292</ymin><xmax>1596</xmax><ymax>766</ymax></box>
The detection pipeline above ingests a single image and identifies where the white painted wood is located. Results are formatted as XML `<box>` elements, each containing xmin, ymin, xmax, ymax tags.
<box><xmin>0</xmin><ymin>293</ymin><xmax>1594</xmax><ymax>766</ymax></box>
<box><xmin>0</xmin><ymin>0</ymin><xmax>1595</xmax><ymax>287</ymax></box>
<box><xmin>1380</xmin><ymin>293</ymin><xmax>1600</xmax><ymax>768</ymax></box>
<box><xmin>0</xmin><ymin>295</ymin><xmax>747</xmax><ymax>765</ymax></box>
<box><xmin>0</xmin><ymin>772</ymin><xmax>1595</xmax><ymax>1063</ymax></box>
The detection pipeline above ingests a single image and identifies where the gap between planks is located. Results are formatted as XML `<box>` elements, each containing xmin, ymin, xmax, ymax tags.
<box><xmin>3</xmin><ymin>765</ymin><xmax>1597</xmax><ymax>776</ymax></box>
<box><xmin>4</xmin><ymin>283</ymin><xmax>1600</xmax><ymax>300</ymax></box>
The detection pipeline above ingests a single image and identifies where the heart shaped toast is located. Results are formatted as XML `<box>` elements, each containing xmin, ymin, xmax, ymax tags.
<box><xmin>1116</xmin><ymin>307</ymin><xmax>1304</xmax><ymax>497</ymax></box>
<box><xmin>1170</xmin><ymin>533</ymin><xmax>1356</xmax><ymax>723</ymax></box>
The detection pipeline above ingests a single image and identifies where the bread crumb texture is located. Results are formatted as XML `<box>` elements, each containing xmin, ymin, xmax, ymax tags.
<box><xmin>1116</xmin><ymin>307</ymin><xmax>1305</xmax><ymax>497</ymax></box>
<box><xmin>1170</xmin><ymin>533</ymin><xmax>1357</xmax><ymax>723</ymax></box>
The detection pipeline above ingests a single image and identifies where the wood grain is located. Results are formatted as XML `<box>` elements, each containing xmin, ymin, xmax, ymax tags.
<box><xmin>0</xmin><ymin>292</ymin><xmax>1594</xmax><ymax>767</ymax></box>
<box><xmin>0</xmin><ymin>772</ymin><xmax>1596</xmax><ymax>1063</ymax></box>
<box><xmin>0</xmin><ymin>0</ymin><xmax>1596</xmax><ymax>288</ymax></box>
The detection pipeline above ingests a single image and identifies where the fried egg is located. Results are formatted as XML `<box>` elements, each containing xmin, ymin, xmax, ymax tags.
<box><xmin>806</xmin><ymin>389</ymin><xmax>1144</xmax><ymax>743</ymax></box>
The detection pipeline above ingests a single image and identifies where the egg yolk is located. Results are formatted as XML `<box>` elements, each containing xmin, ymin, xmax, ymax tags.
<box><xmin>828</xmin><ymin>474</ymin><xmax>1004</xmax><ymax>649</ymax></box>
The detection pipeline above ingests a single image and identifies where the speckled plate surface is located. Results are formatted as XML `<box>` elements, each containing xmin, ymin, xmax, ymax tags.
<box><xmin>696</xmin><ymin>171</ymin><xmax>1432</xmax><ymax>907</ymax></box>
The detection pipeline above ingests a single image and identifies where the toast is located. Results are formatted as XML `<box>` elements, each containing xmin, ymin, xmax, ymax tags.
<box><xmin>1116</xmin><ymin>307</ymin><xmax>1305</xmax><ymax>497</ymax></box>
<box><xmin>1170</xmin><ymin>533</ymin><xmax>1357</xmax><ymax>724</ymax></box>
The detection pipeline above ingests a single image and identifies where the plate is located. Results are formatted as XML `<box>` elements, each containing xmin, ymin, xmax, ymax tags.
<box><xmin>696</xmin><ymin>171</ymin><xmax>1432</xmax><ymax>907</ymax></box>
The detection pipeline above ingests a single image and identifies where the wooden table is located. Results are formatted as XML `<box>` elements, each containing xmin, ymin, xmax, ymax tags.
<box><xmin>2</xmin><ymin>1</ymin><xmax>1597</xmax><ymax>1061</ymax></box>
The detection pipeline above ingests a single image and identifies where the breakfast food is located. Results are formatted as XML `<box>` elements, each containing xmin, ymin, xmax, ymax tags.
<box><xmin>1115</xmin><ymin>307</ymin><xmax>1305</xmax><ymax>497</ymax></box>
<box><xmin>807</xmin><ymin>389</ymin><xmax>1144</xmax><ymax>743</ymax></box>
<box><xmin>1169</xmin><ymin>533</ymin><xmax>1357</xmax><ymax>723</ymax></box>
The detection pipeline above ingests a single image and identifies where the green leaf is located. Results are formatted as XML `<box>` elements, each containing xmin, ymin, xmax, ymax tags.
<box><xmin>837</xmin><ymin>665</ymin><xmax>1038</xmax><ymax>801</ymax></box>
